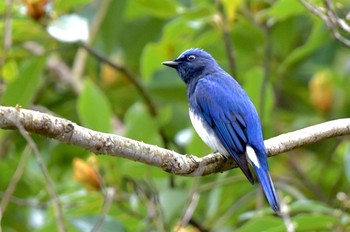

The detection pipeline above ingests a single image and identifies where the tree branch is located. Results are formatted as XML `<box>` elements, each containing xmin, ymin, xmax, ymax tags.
<box><xmin>300</xmin><ymin>0</ymin><xmax>350</xmax><ymax>47</ymax></box>
<box><xmin>80</xmin><ymin>43</ymin><xmax>158</xmax><ymax>117</ymax></box>
<box><xmin>1</xmin><ymin>106</ymin><xmax>349</xmax><ymax>176</ymax></box>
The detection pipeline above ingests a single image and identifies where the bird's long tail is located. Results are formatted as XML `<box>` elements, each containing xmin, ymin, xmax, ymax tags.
<box><xmin>246</xmin><ymin>146</ymin><xmax>280</xmax><ymax>212</ymax></box>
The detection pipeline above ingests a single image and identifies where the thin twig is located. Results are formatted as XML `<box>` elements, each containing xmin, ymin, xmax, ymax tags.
<box><xmin>80</xmin><ymin>43</ymin><xmax>158</xmax><ymax>116</ymax></box>
<box><xmin>0</xmin><ymin>106</ymin><xmax>350</xmax><ymax>176</ymax></box>
<box><xmin>0</xmin><ymin>192</ymin><xmax>47</xmax><ymax>208</ymax></box>
<box><xmin>280</xmin><ymin>199</ymin><xmax>295</xmax><ymax>232</ymax></box>
<box><xmin>177</xmin><ymin>192</ymin><xmax>200</xmax><ymax>232</ymax></box>
<box><xmin>0</xmin><ymin>0</ymin><xmax>12</xmax><ymax>67</ymax></box>
<box><xmin>300</xmin><ymin>0</ymin><xmax>328</xmax><ymax>21</ymax></box>
<box><xmin>260</xmin><ymin>24</ymin><xmax>272</xmax><ymax>122</ymax></box>
<box><xmin>288</xmin><ymin>155</ymin><xmax>326</xmax><ymax>201</ymax></box>
<box><xmin>80</xmin><ymin>43</ymin><xmax>176</xmax><ymax>162</ymax></box>
<box><xmin>213</xmin><ymin>190</ymin><xmax>257</xmax><ymax>227</ymax></box>
<box><xmin>71</xmin><ymin>0</ymin><xmax>112</xmax><ymax>92</ymax></box>
<box><xmin>300</xmin><ymin>0</ymin><xmax>350</xmax><ymax>47</ymax></box>
<box><xmin>91</xmin><ymin>187</ymin><xmax>115</xmax><ymax>232</ymax></box>
<box><xmin>0</xmin><ymin>145</ymin><xmax>31</xmax><ymax>230</ymax></box>
<box><xmin>323</xmin><ymin>0</ymin><xmax>350</xmax><ymax>47</ymax></box>
<box><xmin>11</xmin><ymin>107</ymin><xmax>66</xmax><ymax>232</ymax></box>
<box><xmin>216</xmin><ymin>0</ymin><xmax>237</xmax><ymax>77</ymax></box>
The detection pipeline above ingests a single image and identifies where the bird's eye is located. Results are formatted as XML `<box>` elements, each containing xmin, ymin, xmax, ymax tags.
<box><xmin>187</xmin><ymin>55</ymin><xmax>196</xmax><ymax>61</ymax></box>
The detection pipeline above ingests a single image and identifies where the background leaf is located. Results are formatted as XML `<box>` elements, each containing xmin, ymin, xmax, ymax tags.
<box><xmin>2</xmin><ymin>57</ymin><xmax>46</xmax><ymax>107</ymax></box>
<box><xmin>77</xmin><ymin>80</ymin><xmax>113</xmax><ymax>132</ymax></box>
<box><xmin>124</xmin><ymin>102</ymin><xmax>162</xmax><ymax>146</ymax></box>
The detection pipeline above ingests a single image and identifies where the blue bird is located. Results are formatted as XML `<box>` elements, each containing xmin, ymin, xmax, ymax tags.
<box><xmin>163</xmin><ymin>48</ymin><xmax>280</xmax><ymax>212</ymax></box>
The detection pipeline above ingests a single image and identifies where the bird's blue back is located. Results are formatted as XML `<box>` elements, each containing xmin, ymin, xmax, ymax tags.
<box><xmin>162</xmin><ymin>48</ymin><xmax>280</xmax><ymax>212</ymax></box>
<box><xmin>189</xmin><ymin>72</ymin><xmax>265</xmax><ymax>152</ymax></box>
<box><xmin>188</xmin><ymin>70</ymin><xmax>268</xmax><ymax>180</ymax></box>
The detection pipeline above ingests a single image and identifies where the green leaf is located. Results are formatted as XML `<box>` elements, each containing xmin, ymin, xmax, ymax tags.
<box><xmin>124</xmin><ymin>102</ymin><xmax>162</xmax><ymax>146</ymax></box>
<box><xmin>2</xmin><ymin>56</ymin><xmax>46</xmax><ymax>107</ymax></box>
<box><xmin>141</xmin><ymin>18</ymin><xmax>199</xmax><ymax>82</ymax></box>
<box><xmin>69</xmin><ymin>215</ymin><xmax>126</xmax><ymax>232</ymax></box>
<box><xmin>231</xmin><ymin>18</ymin><xmax>265</xmax><ymax>74</ymax></box>
<box><xmin>157</xmin><ymin>105</ymin><xmax>172</xmax><ymax>127</ymax></box>
<box><xmin>243</xmin><ymin>67</ymin><xmax>274</xmax><ymax>128</ymax></box>
<box><xmin>77</xmin><ymin>80</ymin><xmax>112</xmax><ymax>133</ymax></box>
<box><xmin>162</xmin><ymin>18</ymin><xmax>195</xmax><ymax>44</ymax></box>
<box><xmin>159</xmin><ymin>189</ymin><xmax>188</xmax><ymax>222</ymax></box>
<box><xmin>270</xmin><ymin>19</ymin><xmax>301</xmax><ymax>58</ymax></box>
<box><xmin>278</xmin><ymin>21</ymin><xmax>330</xmax><ymax>75</ymax></box>
<box><xmin>1</xmin><ymin>60</ymin><xmax>18</xmax><ymax>82</ymax></box>
<box><xmin>236</xmin><ymin>216</ymin><xmax>284</xmax><ymax>232</ymax></box>
<box><xmin>293</xmin><ymin>214</ymin><xmax>337</xmax><ymax>231</ymax></box>
<box><xmin>55</xmin><ymin>0</ymin><xmax>92</xmax><ymax>12</ymax></box>
<box><xmin>147</xmin><ymin>68</ymin><xmax>186</xmax><ymax>102</ymax></box>
<box><xmin>134</xmin><ymin>0</ymin><xmax>179</xmax><ymax>18</ymax></box>
<box><xmin>290</xmin><ymin>200</ymin><xmax>336</xmax><ymax>214</ymax></box>
<box><xmin>98</xmin><ymin>0</ymin><xmax>127</xmax><ymax>54</ymax></box>
<box><xmin>268</xmin><ymin>0</ymin><xmax>305</xmax><ymax>21</ymax></box>
<box><xmin>181</xmin><ymin>3</ymin><xmax>215</xmax><ymax>20</ymax></box>
<box><xmin>206</xmin><ymin>179</ymin><xmax>222</xmax><ymax>218</ymax></box>
<box><xmin>141</xmin><ymin>43</ymin><xmax>168</xmax><ymax>82</ymax></box>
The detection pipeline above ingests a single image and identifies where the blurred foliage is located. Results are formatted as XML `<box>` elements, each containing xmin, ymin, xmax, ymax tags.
<box><xmin>1</xmin><ymin>0</ymin><xmax>350</xmax><ymax>231</ymax></box>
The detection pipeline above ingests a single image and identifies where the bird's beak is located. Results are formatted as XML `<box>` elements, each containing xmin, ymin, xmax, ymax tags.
<box><xmin>162</xmin><ymin>60</ymin><xmax>179</xmax><ymax>68</ymax></box>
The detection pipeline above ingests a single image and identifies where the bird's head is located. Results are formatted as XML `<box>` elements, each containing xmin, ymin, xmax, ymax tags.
<box><xmin>162</xmin><ymin>48</ymin><xmax>219</xmax><ymax>84</ymax></box>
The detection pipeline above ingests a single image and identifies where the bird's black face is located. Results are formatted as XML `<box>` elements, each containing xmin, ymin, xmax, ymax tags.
<box><xmin>162</xmin><ymin>48</ymin><xmax>214</xmax><ymax>84</ymax></box>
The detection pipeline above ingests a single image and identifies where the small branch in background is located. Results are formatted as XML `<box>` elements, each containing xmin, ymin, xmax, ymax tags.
<box><xmin>71</xmin><ymin>0</ymin><xmax>112</xmax><ymax>93</ymax></box>
<box><xmin>80</xmin><ymin>43</ymin><xmax>176</xmax><ymax>166</ymax></box>
<box><xmin>123</xmin><ymin>177</ymin><xmax>167</xmax><ymax>231</ymax></box>
<box><xmin>323</xmin><ymin>0</ymin><xmax>350</xmax><ymax>47</ymax></box>
<box><xmin>0</xmin><ymin>146</ymin><xmax>31</xmax><ymax>229</ymax></box>
<box><xmin>222</xmin><ymin>31</ymin><xmax>237</xmax><ymax>77</ymax></box>
<box><xmin>214</xmin><ymin>190</ymin><xmax>256</xmax><ymax>226</ymax></box>
<box><xmin>1</xmin><ymin>106</ymin><xmax>350</xmax><ymax>177</ymax></box>
<box><xmin>300</xmin><ymin>0</ymin><xmax>350</xmax><ymax>47</ymax></box>
<box><xmin>280</xmin><ymin>200</ymin><xmax>295</xmax><ymax>232</ymax></box>
<box><xmin>80</xmin><ymin>43</ymin><xmax>158</xmax><ymax>117</ymax></box>
<box><xmin>92</xmin><ymin>187</ymin><xmax>115</xmax><ymax>232</ymax></box>
<box><xmin>47</xmin><ymin>55</ymin><xmax>72</xmax><ymax>84</ymax></box>
<box><xmin>260</xmin><ymin>23</ymin><xmax>272</xmax><ymax>121</ymax></box>
<box><xmin>176</xmin><ymin>192</ymin><xmax>200</xmax><ymax>232</ymax></box>
<box><xmin>0</xmin><ymin>0</ymin><xmax>13</xmax><ymax>101</ymax></box>
<box><xmin>216</xmin><ymin>0</ymin><xmax>237</xmax><ymax>77</ymax></box>
<box><xmin>10</xmin><ymin>107</ymin><xmax>66</xmax><ymax>232</ymax></box>
<box><xmin>0</xmin><ymin>0</ymin><xmax>13</xmax><ymax>69</ymax></box>
<box><xmin>288</xmin><ymin>155</ymin><xmax>327</xmax><ymax>201</ymax></box>
<box><xmin>0</xmin><ymin>192</ymin><xmax>47</xmax><ymax>208</ymax></box>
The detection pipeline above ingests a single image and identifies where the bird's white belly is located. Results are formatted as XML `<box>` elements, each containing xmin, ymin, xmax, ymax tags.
<box><xmin>189</xmin><ymin>110</ymin><xmax>261</xmax><ymax>168</ymax></box>
<box><xmin>189</xmin><ymin>110</ymin><xmax>228</xmax><ymax>157</ymax></box>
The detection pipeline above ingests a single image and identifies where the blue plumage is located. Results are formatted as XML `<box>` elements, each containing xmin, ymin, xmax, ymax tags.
<box><xmin>163</xmin><ymin>48</ymin><xmax>280</xmax><ymax>212</ymax></box>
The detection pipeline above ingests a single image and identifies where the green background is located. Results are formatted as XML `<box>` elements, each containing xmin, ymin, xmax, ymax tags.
<box><xmin>1</xmin><ymin>0</ymin><xmax>350</xmax><ymax>231</ymax></box>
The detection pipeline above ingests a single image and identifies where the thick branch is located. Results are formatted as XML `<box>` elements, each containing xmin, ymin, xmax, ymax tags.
<box><xmin>0</xmin><ymin>106</ymin><xmax>349</xmax><ymax>176</ymax></box>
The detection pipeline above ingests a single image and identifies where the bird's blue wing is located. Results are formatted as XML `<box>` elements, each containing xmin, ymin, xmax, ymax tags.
<box><xmin>194</xmin><ymin>82</ymin><xmax>255</xmax><ymax>182</ymax></box>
